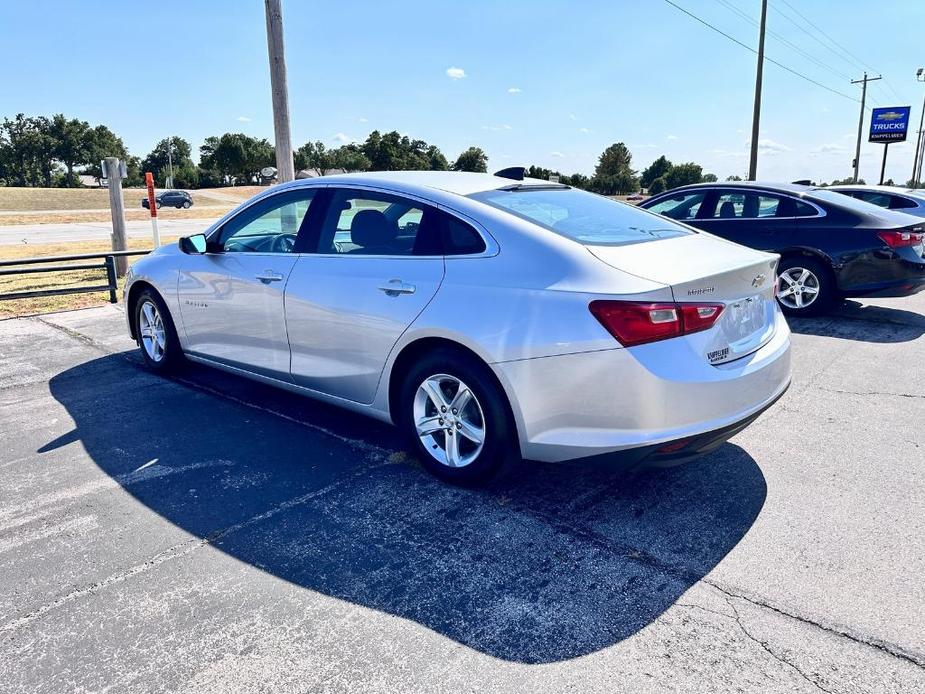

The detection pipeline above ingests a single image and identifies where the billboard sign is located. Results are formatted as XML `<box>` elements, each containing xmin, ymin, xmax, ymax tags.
<box><xmin>869</xmin><ymin>106</ymin><xmax>911</xmax><ymax>143</ymax></box>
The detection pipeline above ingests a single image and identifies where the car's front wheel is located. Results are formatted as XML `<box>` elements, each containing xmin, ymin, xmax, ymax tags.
<box><xmin>776</xmin><ymin>257</ymin><xmax>836</xmax><ymax>316</ymax></box>
<box><xmin>134</xmin><ymin>289</ymin><xmax>182</xmax><ymax>371</ymax></box>
<box><xmin>155</xmin><ymin>201</ymin><xmax>162</xmax><ymax>209</ymax></box>
<box><xmin>399</xmin><ymin>349</ymin><xmax>519</xmax><ymax>486</ymax></box>
<box><xmin>182</xmin><ymin>200</ymin><xmax>191</xmax><ymax>209</ymax></box>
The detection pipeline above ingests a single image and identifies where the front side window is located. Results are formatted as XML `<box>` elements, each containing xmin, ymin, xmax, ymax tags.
<box><xmin>645</xmin><ymin>192</ymin><xmax>706</xmax><ymax>221</ymax></box>
<box><xmin>218</xmin><ymin>190</ymin><xmax>315</xmax><ymax>253</ymax></box>
<box><xmin>318</xmin><ymin>189</ymin><xmax>441</xmax><ymax>255</ymax></box>
<box><xmin>472</xmin><ymin>187</ymin><xmax>693</xmax><ymax>246</ymax></box>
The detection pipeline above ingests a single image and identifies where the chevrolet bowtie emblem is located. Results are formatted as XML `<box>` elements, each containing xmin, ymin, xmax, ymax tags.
<box><xmin>752</xmin><ymin>274</ymin><xmax>766</xmax><ymax>288</ymax></box>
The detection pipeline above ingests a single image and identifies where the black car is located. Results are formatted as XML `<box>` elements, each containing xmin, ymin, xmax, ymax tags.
<box><xmin>142</xmin><ymin>190</ymin><xmax>193</xmax><ymax>210</ymax></box>
<box><xmin>640</xmin><ymin>182</ymin><xmax>925</xmax><ymax>315</ymax></box>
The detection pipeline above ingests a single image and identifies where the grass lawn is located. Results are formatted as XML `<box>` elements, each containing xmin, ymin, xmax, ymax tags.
<box><xmin>0</xmin><ymin>237</ymin><xmax>177</xmax><ymax>319</ymax></box>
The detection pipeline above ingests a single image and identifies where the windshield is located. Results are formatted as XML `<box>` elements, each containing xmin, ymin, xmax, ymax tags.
<box><xmin>469</xmin><ymin>187</ymin><xmax>693</xmax><ymax>246</ymax></box>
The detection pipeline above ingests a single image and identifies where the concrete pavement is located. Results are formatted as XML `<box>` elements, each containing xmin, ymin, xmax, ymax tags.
<box><xmin>0</xmin><ymin>296</ymin><xmax>923</xmax><ymax>692</ymax></box>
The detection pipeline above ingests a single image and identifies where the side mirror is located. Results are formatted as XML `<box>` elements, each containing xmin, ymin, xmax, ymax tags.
<box><xmin>179</xmin><ymin>234</ymin><xmax>208</xmax><ymax>254</ymax></box>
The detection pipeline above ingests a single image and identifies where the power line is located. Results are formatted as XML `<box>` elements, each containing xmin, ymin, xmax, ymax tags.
<box><xmin>713</xmin><ymin>0</ymin><xmax>852</xmax><ymax>82</ymax></box>
<box><xmin>771</xmin><ymin>0</ymin><xmax>904</xmax><ymax>104</ymax></box>
<box><xmin>662</xmin><ymin>0</ymin><xmax>859</xmax><ymax>103</ymax></box>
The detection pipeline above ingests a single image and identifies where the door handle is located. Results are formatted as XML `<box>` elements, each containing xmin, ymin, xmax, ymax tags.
<box><xmin>256</xmin><ymin>270</ymin><xmax>285</xmax><ymax>284</ymax></box>
<box><xmin>377</xmin><ymin>279</ymin><xmax>416</xmax><ymax>296</ymax></box>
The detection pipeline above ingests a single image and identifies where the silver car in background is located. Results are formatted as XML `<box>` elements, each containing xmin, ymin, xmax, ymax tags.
<box><xmin>828</xmin><ymin>184</ymin><xmax>925</xmax><ymax>218</ymax></box>
<box><xmin>125</xmin><ymin>171</ymin><xmax>791</xmax><ymax>485</ymax></box>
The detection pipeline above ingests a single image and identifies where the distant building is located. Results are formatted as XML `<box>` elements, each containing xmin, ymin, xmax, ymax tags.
<box><xmin>295</xmin><ymin>168</ymin><xmax>347</xmax><ymax>179</ymax></box>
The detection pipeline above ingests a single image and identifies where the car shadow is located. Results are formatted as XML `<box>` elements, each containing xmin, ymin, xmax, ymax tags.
<box><xmin>46</xmin><ymin>354</ymin><xmax>767</xmax><ymax>664</ymax></box>
<box><xmin>787</xmin><ymin>300</ymin><xmax>925</xmax><ymax>343</ymax></box>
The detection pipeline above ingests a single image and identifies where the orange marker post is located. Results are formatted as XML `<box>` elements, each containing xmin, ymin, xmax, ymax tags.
<box><xmin>145</xmin><ymin>172</ymin><xmax>160</xmax><ymax>247</ymax></box>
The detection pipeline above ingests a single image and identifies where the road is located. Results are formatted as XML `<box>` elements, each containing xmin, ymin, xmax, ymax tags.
<box><xmin>0</xmin><ymin>217</ymin><xmax>218</xmax><ymax>245</ymax></box>
<box><xmin>0</xmin><ymin>297</ymin><xmax>923</xmax><ymax>692</ymax></box>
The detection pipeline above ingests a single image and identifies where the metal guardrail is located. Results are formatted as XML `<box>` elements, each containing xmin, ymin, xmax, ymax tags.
<box><xmin>0</xmin><ymin>250</ymin><xmax>152</xmax><ymax>303</ymax></box>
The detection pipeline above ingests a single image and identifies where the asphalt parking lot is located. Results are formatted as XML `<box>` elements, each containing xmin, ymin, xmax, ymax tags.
<box><xmin>0</xmin><ymin>295</ymin><xmax>923</xmax><ymax>692</ymax></box>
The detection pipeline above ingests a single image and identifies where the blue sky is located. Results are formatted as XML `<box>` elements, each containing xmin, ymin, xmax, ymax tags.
<box><xmin>2</xmin><ymin>0</ymin><xmax>924</xmax><ymax>183</ymax></box>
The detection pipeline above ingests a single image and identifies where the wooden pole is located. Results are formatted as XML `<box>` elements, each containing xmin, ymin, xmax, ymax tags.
<box><xmin>265</xmin><ymin>0</ymin><xmax>295</xmax><ymax>183</ymax></box>
<box><xmin>747</xmin><ymin>0</ymin><xmax>767</xmax><ymax>181</ymax></box>
<box><xmin>105</xmin><ymin>157</ymin><xmax>128</xmax><ymax>277</ymax></box>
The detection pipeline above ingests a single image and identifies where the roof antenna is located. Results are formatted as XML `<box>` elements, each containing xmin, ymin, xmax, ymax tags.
<box><xmin>494</xmin><ymin>166</ymin><xmax>526</xmax><ymax>181</ymax></box>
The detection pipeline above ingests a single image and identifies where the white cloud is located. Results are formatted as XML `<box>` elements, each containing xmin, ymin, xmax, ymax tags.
<box><xmin>333</xmin><ymin>133</ymin><xmax>355</xmax><ymax>144</ymax></box>
<box><xmin>666</xmin><ymin>134</ymin><xmax>679</xmax><ymax>140</ymax></box>
<box><xmin>579</xmin><ymin>127</ymin><xmax>590</xmax><ymax>134</ymax></box>
<box><xmin>569</xmin><ymin>114</ymin><xmax>578</xmax><ymax>121</ymax></box>
<box><xmin>753</xmin><ymin>138</ymin><xmax>791</xmax><ymax>155</ymax></box>
<box><xmin>358</xmin><ymin>117</ymin><xmax>368</xmax><ymax>123</ymax></box>
<box><xmin>446</xmin><ymin>67</ymin><xmax>466</xmax><ymax>79</ymax></box>
<box><xmin>507</xmin><ymin>87</ymin><xmax>521</xmax><ymax>93</ymax></box>
<box><xmin>481</xmin><ymin>124</ymin><xmax>512</xmax><ymax>132</ymax></box>
<box><xmin>812</xmin><ymin>143</ymin><xmax>847</xmax><ymax>154</ymax></box>
<box><xmin>236</xmin><ymin>116</ymin><xmax>251</xmax><ymax>122</ymax></box>
<box><xmin>550</xmin><ymin>151</ymin><xmax>566</xmax><ymax>158</ymax></box>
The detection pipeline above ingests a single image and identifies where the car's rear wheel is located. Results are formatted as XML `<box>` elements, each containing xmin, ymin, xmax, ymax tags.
<box><xmin>398</xmin><ymin>349</ymin><xmax>519</xmax><ymax>486</ymax></box>
<box><xmin>776</xmin><ymin>257</ymin><xmax>836</xmax><ymax>316</ymax></box>
<box><xmin>156</xmin><ymin>201</ymin><xmax>162</xmax><ymax>209</ymax></box>
<box><xmin>135</xmin><ymin>289</ymin><xmax>182</xmax><ymax>371</ymax></box>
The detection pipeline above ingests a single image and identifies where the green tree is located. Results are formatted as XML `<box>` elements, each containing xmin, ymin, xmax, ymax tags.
<box><xmin>591</xmin><ymin>142</ymin><xmax>638</xmax><ymax>194</ymax></box>
<box><xmin>1</xmin><ymin>114</ymin><xmax>56</xmax><ymax>187</ymax></box>
<box><xmin>200</xmin><ymin>133</ymin><xmax>274</xmax><ymax>184</ymax></box>
<box><xmin>663</xmin><ymin>162</ymin><xmax>703</xmax><ymax>190</ymax></box>
<box><xmin>331</xmin><ymin>144</ymin><xmax>371</xmax><ymax>172</ymax></box>
<box><xmin>49</xmin><ymin>114</ymin><xmax>91</xmax><ymax>186</ymax></box>
<box><xmin>453</xmin><ymin>146</ymin><xmax>488</xmax><ymax>172</ymax></box>
<box><xmin>360</xmin><ymin>130</ymin><xmax>448</xmax><ymax>171</ymax></box>
<box><xmin>701</xmin><ymin>172</ymin><xmax>718</xmax><ymax>183</ymax></box>
<box><xmin>294</xmin><ymin>140</ymin><xmax>335</xmax><ymax>175</ymax></box>
<box><xmin>83</xmin><ymin>125</ymin><xmax>129</xmax><ymax>182</ymax></box>
<box><xmin>648</xmin><ymin>176</ymin><xmax>667</xmax><ymax>195</ymax></box>
<box><xmin>640</xmin><ymin>155</ymin><xmax>671</xmax><ymax>189</ymax></box>
<box><xmin>142</xmin><ymin>136</ymin><xmax>194</xmax><ymax>186</ymax></box>
<box><xmin>526</xmin><ymin>165</ymin><xmax>561</xmax><ymax>180</ymax></box>
<box><xmin>726</xmin><ymin>174</ymin><xmax>743</xmax><ymax>181</ymax></box>
<box><xmin>561</xmin><ymin>173</ymin><xmax>591</xmax><ymax>190</ymax></box>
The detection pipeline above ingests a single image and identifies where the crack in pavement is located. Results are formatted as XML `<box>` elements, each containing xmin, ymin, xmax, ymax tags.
<box><xmin>818</xmin><ymin>386</ymin><xmax>924</xmax><ymax>400</ymax></box>
<box><xmin>724</xmin><ymin>594</ymin><xmax>835</xmax><ymax>693</ymax></box>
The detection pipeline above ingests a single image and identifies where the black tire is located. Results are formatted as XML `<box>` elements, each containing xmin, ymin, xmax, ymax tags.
<box><xmin>182</xmin><ymin>200</ymin><xmax>191</xmax><ymax>209</ymax></box>
<box><xmin>156</xmin><ymin>201</ymin><xmax>162</xmax><ymax>209</ymax></box>
<box><xmin>176</xmin><ymin>204</ymin><xmax>183</xmax><ymax>209</ymax></box>
<box><xmin>776</xmin><ymin>256</ymin><xmax>837</xmax><ymax>317</ymax></box>
<box><xmin>398</xmin><ymin>348</ymin><xmax>520</xmax><ymax>486</ymax></box>
<box><xmin>134</xmin><ymin>288</ymin><xmax>183</xmax><ymax>372</ymax></box>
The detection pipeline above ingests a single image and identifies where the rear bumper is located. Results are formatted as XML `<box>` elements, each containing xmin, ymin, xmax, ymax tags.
<box><xmin>843</xmin><ymin>277</ymin><xmax>925</xmax><ymax>298</ymax></box>
<box><xmin>493</xmin><ymin>309</ymin><xmax>792</xmax><ymax>464</ymax></box>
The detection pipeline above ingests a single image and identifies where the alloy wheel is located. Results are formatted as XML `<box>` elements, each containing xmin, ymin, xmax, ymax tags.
<box><xmin>413</xmin><ymin>374</ymin><xmax>486</xmax><ymax>468</ymax></box>
<box><xmin>777</xmin><ymin>267</ymin><xmax>820</xmax><ymax>310</ymax></box>
<box><xmin>138</xmin><ymin>300</ymin><xmax>167</xmax><ymax>362</ymax></box>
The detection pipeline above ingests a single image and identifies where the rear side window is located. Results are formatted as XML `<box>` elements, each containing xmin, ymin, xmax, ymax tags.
<box><xmin>317</xmin><ymin>189</ymin><xmax>441</xmax><ymax>256</ymax></box>
<box><xmin>710</xmin><ymin>191</ymin><xmax>784</xmax><ymax>219</ymax></box>
<box><xmin>793</xmin><ymin>200</ymin><xmax>819</xmax><ymax>217</ymax></box>
<box><xmin>646</xmin><ymin>192</ymin><xmax>705</xmax><ymax>221</ymax></box>
<box><xmin>889</xmin><ymin>195</ymin><xmax>917</xmax><ymax>210</ymax></box>
<box><xmin>471</xmin><ymin>187</ymin><xmax>693</xmax><ymax>246</ymax></box>
<box><xmin>442</xmin><ymin>213</ymin><xmax>486</xmax><ymax>255</ymax></box>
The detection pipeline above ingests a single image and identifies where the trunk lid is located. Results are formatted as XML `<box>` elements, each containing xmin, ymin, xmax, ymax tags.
<box><xmin>587</xmin><ymin>234</ymin><xmax>780</xmax><ymax>364</ymax></box>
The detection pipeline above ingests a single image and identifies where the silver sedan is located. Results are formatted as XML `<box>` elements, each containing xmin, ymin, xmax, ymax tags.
<box><xmin>125</xmin><ymin>171</ymin><xmax>791</xmax><ymax>485</ymax></box>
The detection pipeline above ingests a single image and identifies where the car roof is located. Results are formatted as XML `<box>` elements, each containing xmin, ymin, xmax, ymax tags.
<box><xmin>286</xmin><ymin>170</ymin><xmax>550</xmax><ymax>196</ymax></box>
<box><xmin>826</xmin><ymin>184</ymin><xmax>921</xmax><ymax>195</ymax></box>
<box><xmin>659</xmin><ymin>181</ymin><xmax>814</xmax><ymax>195</ymax></box>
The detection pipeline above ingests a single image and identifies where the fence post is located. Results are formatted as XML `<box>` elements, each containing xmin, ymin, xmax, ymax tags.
<box><xmin>105</xmin><ymin>157</ymin><xmax>128</xmax><ymax>277</ymax></box>
<box><xmin>105</xmin><ymin>255</ymin><xmax>118</xmax><ymax>303</ymax></box>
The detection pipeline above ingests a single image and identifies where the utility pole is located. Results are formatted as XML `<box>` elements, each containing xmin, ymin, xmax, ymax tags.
<box><xmin>166</xmin><ymin>136</ymin><xmax>174</xmax><ymax>189</ymax></box>
<box><xmin>747</xmin><ymin>0</ymin><xmax>768</xmax><ymax>181</ymax></box>
<box><xmin>851</xmin><ymin>72</ymin><xmax>881</xmax><ymax>183</ymax></box>
<box><xmin>913</xmin><ymin>68</ymin><xmax>925</xmax><ymax>188</ymax></box>
<box><xmin>104</xmin><ymin>157</ymin><xmax>128</xmax><ymax>277</ymax></box>
<box><xmin>265</xmin><ymin>0</ymin><xmax>295</xmax><ymax>183</ymax></box>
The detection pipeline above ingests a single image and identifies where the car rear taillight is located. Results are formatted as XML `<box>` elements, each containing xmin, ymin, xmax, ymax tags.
<box><xmin>878</xmin><ymin>229</ymin><xmax>924</xmax><ymax>248</ymax></box>
<box><xmin>589</xmin><ymin>300</ymin><xmax>724</xmax><ymax>347</ymax></box>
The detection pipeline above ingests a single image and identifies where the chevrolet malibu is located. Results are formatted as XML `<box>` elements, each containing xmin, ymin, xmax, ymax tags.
<box><xmin>124</xmin><ymin>171</ymin><xmax>791</xmax><ymax>485</ymax></box>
